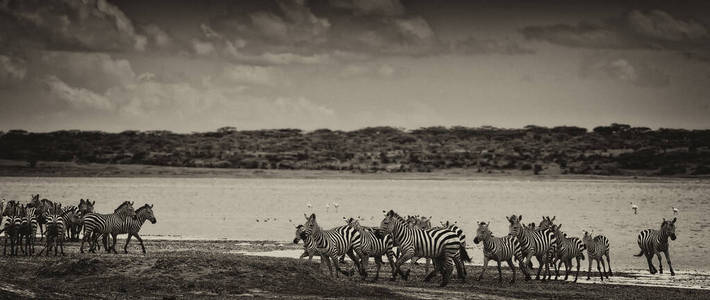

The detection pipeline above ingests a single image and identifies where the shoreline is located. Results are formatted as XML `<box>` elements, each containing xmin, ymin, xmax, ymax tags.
<box><xmin>1</xmin><ymin>159</ymin><xmax>708</xmax><ymax>182</ymax></box>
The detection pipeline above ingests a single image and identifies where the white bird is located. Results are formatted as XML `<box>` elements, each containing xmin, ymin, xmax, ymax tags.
<box><xmin>672</xmin><ymin>207</ymin><xmax>679</xmax><ymax>215</ymax></box>
<box><xmin>325</xmin><ymin>203</ymin><xmax>330</xmax><ymax>212</ymax></box>
<box><xmin>630</xmin><ymin>202</ymin><xmax>638</xmax><ymax>215</ymax></box>
<box><xmin>333</xmin><ymin>202</ymin><xmax>339</xmax><ymax>212</ymax></box>
<box><xmin>307</xmin><ymin>203</ymin><xmax>312</xmax><ymax>209</ymax></box>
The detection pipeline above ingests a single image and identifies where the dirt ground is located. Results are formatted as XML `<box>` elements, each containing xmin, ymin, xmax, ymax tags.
<box><xmin>0</xmin><ymin>239</ymin><xmax>708</xmax><ymax>299</ymax></box>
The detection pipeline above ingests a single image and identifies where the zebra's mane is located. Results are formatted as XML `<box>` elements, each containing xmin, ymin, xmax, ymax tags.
<box><xmin>135</xmin><ymin>204</ymin><xmax>151</xmax><ymax>214</ymax></box>
<box><xmin>114</xmin><ymin>201</ymin><xmax>132</xmax><ymax>213</ymax></box>
<box><xmin>386</xmin><ymin>210</ymin><xmax>406</xmax><ymax>224</ymax></box>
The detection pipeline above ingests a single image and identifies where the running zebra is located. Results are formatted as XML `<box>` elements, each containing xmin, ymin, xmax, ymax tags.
<box><xmin>582</xmin><ymin>231</ymin><xmax>611</xmax><ymax>280</ymax></box>
<box><xmin>404</xmin><ymin>215</ymin><xmax>432</xmax><ymax>273</ymax></box>
<box><xmin>293</xmin><ymin>224</ymin><xmax>318</xmax><ymax>261</ymax></box>
<box><xmin>103</xmin><ymin>204</ymin><xmax>157</xmax><ymax>254</ymax></box>
<box><xmin>507</xmin><ymin>214</ymin><xmax>556</xmax><ymax>281</ymax></box>
<box><xmin>80</xmin><ymin>201</ymin><xmax>136</xmax><ymax>253</ymax></box>
<box><xmin>634</xmin><ymin>217</ymin><xmax>676</xmax><ymax>276</ymax></box>
<box><xmin>473</xmin><ymin>221</ymin><xmax>529</xmax><ymax>283</ymax></box>
<box><xmin>70</xmin><ymin>199</ymin><xmax>95</xmax><ymax>240</ymax></box>
<box><xmin>380</xmin><ymin>210</ymin><xmax>461</xmax><ymax>287</ymax></box>
<box><xmin>345</xmin><ymin>217</ymin><xmax>402</xmax><ymax>281</ymax></box>
<box><xmin>300</xmin><ymin>213</ymin><xmax>363</xmax><ymax>278</ymax></box>
<box><xmin>550</xmin><ymin>224</ymin><xmax>586</xmax><ymax>282</ymax></box>
<box><xmin>438</xmin><ymin>221</ymin><xmax>472</xmax><ymax>271</ymax></box>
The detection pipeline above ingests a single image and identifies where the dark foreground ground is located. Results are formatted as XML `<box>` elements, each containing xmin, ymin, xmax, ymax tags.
<box><xmin>0</xmin><ymin>240</ymin><xmax>708</xmax><ymax>299</ymax></box>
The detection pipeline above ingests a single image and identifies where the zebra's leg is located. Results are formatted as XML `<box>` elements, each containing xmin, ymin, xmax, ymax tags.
<box><xmin>373</xmin><ymin>255</ymin><xmax>383</xmax><ymax>281</ymax></box>
<box><xmin>323</xmin><ymin>254</ymin><xmax>334</xmax><ymax>276</ymax></box>
<box><xmin>133</xmin><ymin>234</ymin><xmax>147</xmax><ymax>254</ymax></box>
<box><xmin>496</xmin><ymin>260</ymin><xmax>504</xmax><ymax>283</ymax></box>
<box><xmin>596</xmin><ymin>259</ymin><xmax>603</xmax><ymax>281</ymax></box>
<box><xmin>124</xmin><ymin>233</ymin><xmax>133</xmax><ymax>253</ymax></box>
<box><xmin>299</xmin><ymin>250</ymin><xmax>308</xmax><ymax>259</ymax></box>
<box><xmin>425</xmin><ymin>258</ymin><xmax>431</xmax><ymax>274</ymax></box>
<box><xmin>347</xmin><ymin>249</ymin><xmax>363</xmax><ymax>277</ymax></box>
<box><xmin>573</xmin><ymin>257</ymin><xmax>580</xmax><ymax>283</ymax></box>
<box><xmin>587</xmin><ymin>256</ymin><xmax>593</xmax><ymax>279</ymax></box>
<box><xmin>424</xmin><ymin>258</ymin><xmax>440</xmax><ymax>282</ymax></box>
<box><xmin>507</xmin><ymin>259</ymin><xmax>516</xmax><ymax>284</ymax></box>
<box><xmin>605</xmin><ymin>253</ymin><xmax>613</xmax><ymax>277</ymax></box>
<box><xmin>663</xmin><ymin>250</ymin><xmax>675</xmax><ymax>276</ymax></box>
<box><xmin>556</xmin><ymin>260</ymin><xmax>563</xmax><ymax>280</ymax></box>
<box><xmin>360</xmin><ymin>255</ymin><xmax>370</xmax><ymax>279</ymax></box>
<box><xmin>80</xmin><ymin>230</ymin><xmax>88</xmax><ymax>253</ymax></box>
<box><xmin>393</xmin><ymin>251</ymin><xmax>414</xmax><ymax>281</ymax></box>
<box><xmin>454</xmin><ymin>256</ymin><xmax>466</xmax><ymax>281</ymax></box>
<box><xmin>645</xmin><ymin>252</ymin><xmax>657</xmax><ymax>274</ymax></box>
<box><xmin>440</xmin><ymin>256</ymin><xmax>453</xmax><ymax>287</ymax></box>
<box><xmin>385</xmin><ymin>251</ymin><xmax>397</xmax><ymax>281</ymax></box>
<box><xmin>534</xmin><ymin>255</ymin><xmax>543</xmax><ymax>280</ymax></box>
<box><xmin>656</xmin><ymin>252</ymin><xmax>664</xmax><ymax>274</ymax></box>
<box><xmin>477</xmin><ymin>257</ymin><xmax>490</xmax><ymax>281</ymax></box>
<box><xmin>110</xmin><ymin>233</ymin><xmax>119</xmax><ymax>254</ymax></box>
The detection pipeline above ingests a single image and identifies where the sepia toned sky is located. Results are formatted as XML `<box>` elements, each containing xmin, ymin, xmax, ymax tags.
<box><xmin>1</xmin><ymin>0</ymin><xmax>710</xmax><ymax>132</ymax></box>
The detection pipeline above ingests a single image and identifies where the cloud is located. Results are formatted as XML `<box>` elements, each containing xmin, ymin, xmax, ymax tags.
<box><xmin>192</xmin><ymin>39</ymin><xmax>216</xmax><ymax>56</ymax></box>
<box><xmin>329</xmin><ymin>0</ymin><xmax>405</xmax><ymax>16</ymax></box>
<box><xmin>219</xmin><ymin>65</ymin><xmax>282</xmax><ymax>86</ymax></box>
<box><xmin>580</xmin><ymin>56</ymin><xmax>670</xmax><ymax>87</ymax></box>
<box><xmin>0</xmin><ymin>0</ymin><xmax>147</xmax><ymax>52</ymax></box>
<box><xmin>38</xmin><ymin>51</ymin><xmax>136</xmax><ymax>92</ymax></box>
<box><xmin>143</xmin><ymin>24</ymin><xmax>173</xmax><ymax>48</ymax></box>
<box><xmin>453</xmin><ymin>37</ymin><xmax>534</xmax><ymax>55</ymax></box>
<box><xmin>339</xmin><ymin>63</ymin><xmax>406</xmax><ymax>78</ymax></box>
<box><xmin>44</xmin><ymin>75</ymin><xmax>114</xmax><ymax>110</ymax></box>
<box><xmin>521</xmin><ymin>10</ymin><xmax>710</xmax><ymax>57</ymax></box>
<box><xmin>0</xmin><ymin>55</ymin><xmax>27</xmax><ymax>86</ymax></box>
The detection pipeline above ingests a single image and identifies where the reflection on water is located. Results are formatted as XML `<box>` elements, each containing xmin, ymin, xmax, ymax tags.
<box><xmin>1</xmin><ymin>176</ymin><xmax>708</xmax><ymax>273</ymax></box>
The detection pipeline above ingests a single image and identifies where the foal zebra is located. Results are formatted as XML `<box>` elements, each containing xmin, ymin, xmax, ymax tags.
<box><xmin>634</xmin><ymin>217</ymin><xmax>676</xmax><ymax>276</ymax></box>
<box><xmin>103</xmin><ymin>204</ymin><xmax>157</xmax><ymax>254</ymax></box>
<box><xmin>550</xmin><ymin>224</ymin><xmax>586</xmax><ymax>282</ymax></box>
<box><xmin>345</xmin><ymin>218</ymin><xmax>402</xmax><ymax>281</ymax></box>
<box><xmin>293</xmin><ymin>224</ymin><xmax>319</xmax><ymax>261</ymax></box>
<box><xmin>301</xmin><ymin>213</ymin><xmax>363</xmax><ymax>278</ymax></box>
<box><xmin>507</xmin><ymin>214</ymin><xmax>556</xmax><ymax>281</ymax></box>
<box><xmin>583</xmin><ymin>231</ymin><xmax>611</xmax><ymax>280</ymax></box>
<box><xmin>473</xmin><ymin>221</ymin><xmax>529</xmax><ymax>283</ymax></box>
<box><xmin>80</xmin><ymin>201</ymin><xmax>136</xmax><ymax>253</ymax></box>
<box><xmin>380</xmin><ymin>210</ymin><xmax>461</xmax><ymax>287</ymax></box>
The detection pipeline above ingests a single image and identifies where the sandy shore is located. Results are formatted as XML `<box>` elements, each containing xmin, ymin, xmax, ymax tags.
<box><xmin>1</xmin><ymin>239</ymin><xmax>709</xmax><ymax>299</ymax></box>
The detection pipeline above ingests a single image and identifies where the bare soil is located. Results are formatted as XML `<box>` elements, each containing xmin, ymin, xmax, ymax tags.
<box><xmin>0</xmin><ymin>239</ymin><xmax>708</xmax><ymax>299</ymax></box>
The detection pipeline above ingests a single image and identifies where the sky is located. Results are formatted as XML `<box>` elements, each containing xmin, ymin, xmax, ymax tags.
<box><xmin>1</xmin><ymin>0</ymin><xmax>710</xmax><ymax>132</ymax></box>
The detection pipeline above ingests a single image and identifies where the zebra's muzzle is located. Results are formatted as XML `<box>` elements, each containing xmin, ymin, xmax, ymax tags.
<box><xmin>473</xmin><ymin>237</ymin><xmax>480</xmax><ymax>244</ymax></box>
<box><xmin>293</xmin><ymin>238</ymin><xmax>300</xmax><ymax>244</ymax></box>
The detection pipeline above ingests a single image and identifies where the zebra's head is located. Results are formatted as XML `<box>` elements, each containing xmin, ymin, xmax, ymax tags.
<box><xmin>79</xmin><ymin>198</ymin><xmax>95</xmax><ymax>216</ymax></box>
<box><xmin>539</xmin><ymin>216</ymin><xmax>555</xmax><ymax>229</ymax></box>
<box><xmin>137</xmin><ymin>204</ymin><xmax>157</xmax><ymax>224</ymax></box>
<box><xmin>293</xmin><ymin>224</ymin><xmax>306</xmax><ymax>244</ymax></box>
<box><xmin>380</xmin><ymin>210</ymin><xmax>401</xmax><ymax>233</ymax></box>
<box><xmin>662</xmin><ymin>218</ymin><xmax>677</xmax><ymax>241</ymax></box>
<box><xmin>473</xmin><ymin>221</ymin><xmax>492</xmax><ymax>244</ymax></box>
<box><xmin>582</xmin><ymin>230</ymin><xmax>594</xmax><ymax>245</ymax></box>
<box><xmin>303</xmin><ymin>213</ymin><xmax>320</xmax><ymax>235</ymax></box>
<box><xmin>115</xmin><ymin>201</ymin><xmax>137</xmax><ymax>219</ymax></box>
<box><xmin>507</xmin><ymin>214</ymin><xmax>524</xmax><ymax>237</ymax></box>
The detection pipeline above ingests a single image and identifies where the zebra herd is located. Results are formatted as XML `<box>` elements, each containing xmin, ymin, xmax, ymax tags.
<box><xmin>1</xmin><ymin>194</ymin><xmax>157</xmax><ymax>256</ymax></box>
<box><xmin>293</xmin><ymin>209</ymin><xmax>679</xmax><ymax>287</ymax></box>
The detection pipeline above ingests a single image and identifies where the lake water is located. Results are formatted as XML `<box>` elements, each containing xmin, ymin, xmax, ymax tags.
<box><xmin>1</xmin><ymin>176</ymin><xmax>708</xmax><ymax>272</ymax></box>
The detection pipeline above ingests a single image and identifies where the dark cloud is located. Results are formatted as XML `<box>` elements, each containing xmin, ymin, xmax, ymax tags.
<box><xmin>580</xmin><ymin>55</ymin><xmax>670</xmax><ymax>88</ymax></box>
<box><xmin>452</xmin><ymin>37</ymin><xmax>534</xmax><ymax>55</ymax></box>
<box><xmin>522</xmin><ymin>9</ymin><xmax>710</xmax><ymax>59</ymax></box>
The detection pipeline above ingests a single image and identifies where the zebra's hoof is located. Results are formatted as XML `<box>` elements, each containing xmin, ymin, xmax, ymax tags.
<box><xmin>671</xmin><ymin>272</ymin><xmax>675</xmax><ymax>276</ymax></box>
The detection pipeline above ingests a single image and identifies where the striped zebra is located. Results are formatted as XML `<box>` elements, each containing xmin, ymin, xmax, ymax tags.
<box><xmin>473</xmin><ymin>221</ymin><xmax>529</xmax><ymax>283</ymax></box>
<box><xmin>301</xmin><ymin>213</ymin><xmax>363</xmax><ymax>278</ymax></box>
<box><xmin>380</xmin><ymin>210</ymin><xmax>461</xmax><ymax>287</ymax></box>
<box><xmin>39</xmin><ymin>203</ymin><xmax>67</xmax><ymax>256</ymax></box>
<box><xmin>634</xmin><ymin>217</ymin><xmax>676</xmax><ymax>276</ymax></box>
<box><xmin>538</xmin><ymin>216</ymin><xmax>555</xmax><ymax>230</ymax></box>
<box><xmin>550</xmin><ymin>224</ymin><xmax>586</xmax><ymax>282</ymax></box>
<box><xmin>2</xmin><ymin>201</ymin><xmax>22</xmax><ymax>256</ymax></box>
<box><xmin>403</xmin><ymin>215</ymin><xmax>432</xmax><ymax>273</ymax></box>
<box><xmin>69</xmin><ymin>199</ymin><xmax>95</xmax><ymax>241</ymax></box>
<box><xmin>345</xmin><ymin>217</ymin><xmax>403</xmax><ymax>281</ymax></box>
<box><xmin>507</xmin><ymin>214</ymin><xmax>556</xmax><ymax>281</ymax></box>
<box><xmin>29</xmin><ymin>194</ymin><xmax>53</xmax><ymax>241</ymax></box>
<box><xmin>582</xmin><ymin>231</ymin><xmax>611</xmax><ymax>280</ymax></box>
<box><xmin>103</xmin><ymin>204</ymin><xmax>157</xmax><ymax>254</ymax></box>
<box><xmin>435</xmin><ymin>220</ymin><xmax>471</xmax><ymax>279</ymax></box>
<box><xmin>293</xmin><ymin>224</ymin><xmax>319</xmax><ymax>261</ymax></box>
<box><xmin>80</xmin><ymin>201</ymin><xmax>136</xmax><ymax>253</ymax></box>
<box><xmin>19</xmin><ymin>206</ymin><xmax>38</xmax><ymax>256</ymax></box>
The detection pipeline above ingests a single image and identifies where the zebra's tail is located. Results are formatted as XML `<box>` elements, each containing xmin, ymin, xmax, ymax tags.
<box><xmin>580</xmin><ymin>253</ymin><xmax>585</xmax><ymax>261</ymax></box>
<box><xmin>459</xmin><ymin>245</ymin><xmax>472</xmax><ymax>263</ymax></box>
<box><xmin>633</xmin><ymin>250</ymin><xmax>644</xmax><ymax>257</ymax></box>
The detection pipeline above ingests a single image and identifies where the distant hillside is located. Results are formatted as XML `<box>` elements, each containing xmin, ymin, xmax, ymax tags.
<box><xmin>1</xmin><ymin>124</ymin><xmax>709</xmax><ymax>176</ymax></box>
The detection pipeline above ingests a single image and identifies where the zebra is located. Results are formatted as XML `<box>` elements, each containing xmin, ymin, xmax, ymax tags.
<box><xmin>80</xmin><ymin>201</ymin><xmax>136</xmax><ymax>253</ymax></box>
<box><xmin>300</xmin><ymin>213</ymin><xmax>362</xmax><ymax>278</ymax></box>
<box><xmin>507</xmin><ymin>214</ymin><xmax>556</xmax><ymax>281</ymax></box>
<box><xmin>435</xmin><ymin>220</ymin><xmax>472</xmax><ymax>278</ymax></box>
<box><xmin>102</xmin><ymin>204</ymin><xmax>157</xmax><ymax>254</ymax></box>
<box><xmin>473</xmin><ymin>221</ymin><xmax>529</xmax><ymax>283</ymax></box>
<box><xmin>345</xmin><ymin>217</ymin><xmax>402</xmax><ymax>281</ymax></box>
<box><xmin>538</xmin><ymin>216</ymin><xmax>555</xmax><ymax>230</ymax></box>
<box><xmin>380</xmin><ymin>210</ymin><xmax>461</xmax><ymax>287</ymax></box>
<box><xmin>39</xmin><ymin>203</ymin><xmax>67</xmax><ymax>256</ymax></box>
<box><xmin>403</xmin><ymin>215</ymin><xmax>432</xmax><ymax>273</ymax></box>
<box><xmin>582</xmin><ymin>231</ymin><xmax>611</xmax><ymax>280</ymax></box>
<box><xmin>2</xmin><ymin>201</ymin><xmax>22</xmax><ymax>256</ymax></box>
<box><xmin>550</xmin><ymin>224</ymin><xmax>586</xmax><ymax>282</ymax></box>
<box><xmin>293</xmin><ymin>224</ymin><xmax>319</xmax><ymax>261</ymax></box>
<box><xmin>29</xmin><ymin>194</ymin><xmax>53</xmax><ymax>241</ymax></box>
<box><xmin>70</xmin><ymin>199</ymin><xmax>96</xmax><ymax>240</ymax></box>
<box><xmin>634</xmin><ymin>217</ymin><xmax>676</xmax><ymax>276</ymax></box>
<box><xmin>19</xmin><ymin>206</ymin><xmax>39</xmax><ymax>255</ymax></box>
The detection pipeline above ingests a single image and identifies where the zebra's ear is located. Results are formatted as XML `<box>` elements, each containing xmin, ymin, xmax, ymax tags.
<box><xmin>518</xmin><ymin>215</ymin><xmax>522</xmax><ymax>222</ymax></box>
<box><xmin>672</xmin><ymin>217</ymin><xmax>677</xmax><ymax>224</ymax></box>
<box><xmin>551</xmin><ymin>216</ymin><xmax>556</xmax><ymax>222</ymax></box>
<box><xmin>304</xmin><ymin>213</ymin><xmax>309</xmax><ymax>220</ymax></box>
